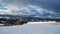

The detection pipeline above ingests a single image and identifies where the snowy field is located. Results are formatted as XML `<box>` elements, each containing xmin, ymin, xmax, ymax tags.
<box><xmin>0</xmin><ymin>22</ymin><xmax>60</xmax><ymax>34</ymax></box>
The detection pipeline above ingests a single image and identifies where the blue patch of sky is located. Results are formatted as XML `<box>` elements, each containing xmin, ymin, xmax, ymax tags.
<box><xmin>0</xmin><ymin>8</ymin><xmax>7</xmax><ymax>10</ymax></box>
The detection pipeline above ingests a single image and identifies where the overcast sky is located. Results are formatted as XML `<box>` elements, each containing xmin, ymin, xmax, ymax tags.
<box><xmin>0</xmin><ymin>0</ymin><xmax>60</xmax><ymax>19</ymax></box>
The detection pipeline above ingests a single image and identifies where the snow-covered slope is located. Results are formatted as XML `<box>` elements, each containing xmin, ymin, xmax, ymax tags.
<box><xmin>0</xmin><ymin>22</ymin><xmax>60</xmax><ymax>34</ymax></box>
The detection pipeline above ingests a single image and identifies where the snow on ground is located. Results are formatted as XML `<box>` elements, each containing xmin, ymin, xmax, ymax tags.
<box><xmin>27</xmin><ymin>21</ymin><xmax>56</xmax><ymax>24</ymax></box>
<box><xmin>0</xmin><ymin>22</ymin><xmax>60</xmax><ymax>34</ymax></box>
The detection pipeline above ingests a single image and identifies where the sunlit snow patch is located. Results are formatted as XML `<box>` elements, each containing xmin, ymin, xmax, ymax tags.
<box><xmin>27</xmin><ymin>21</ymin><xmax>56</xmax><ymax>24</ymax></box>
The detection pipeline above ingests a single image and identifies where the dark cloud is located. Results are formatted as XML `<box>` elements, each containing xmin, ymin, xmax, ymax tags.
<box><xmin>1</xmin><ymin>0</ymin><xmax>60</xmax><ymax>10</ymax></box>
<box><xmin>0</xmin><ymin>0</ymin><xmax>60</xmax><ymax>19</ymax></box>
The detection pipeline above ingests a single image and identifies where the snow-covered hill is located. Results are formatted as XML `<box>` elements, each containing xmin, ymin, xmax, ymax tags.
<box><xmin>0</xmin><ymin>22</ymin><xmax>60</xmax><ymax>34</ymax></box>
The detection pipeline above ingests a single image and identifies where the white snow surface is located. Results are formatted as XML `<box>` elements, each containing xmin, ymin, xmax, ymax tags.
<box><xmin>27</xmin><ymin>21</ymin><xmax>56</xmax><ymax>24</ymax></box>
<box><xmin>0</xmin><ymin>22</ymin><xmax>60</xmax><ymax>34</ymax></box>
